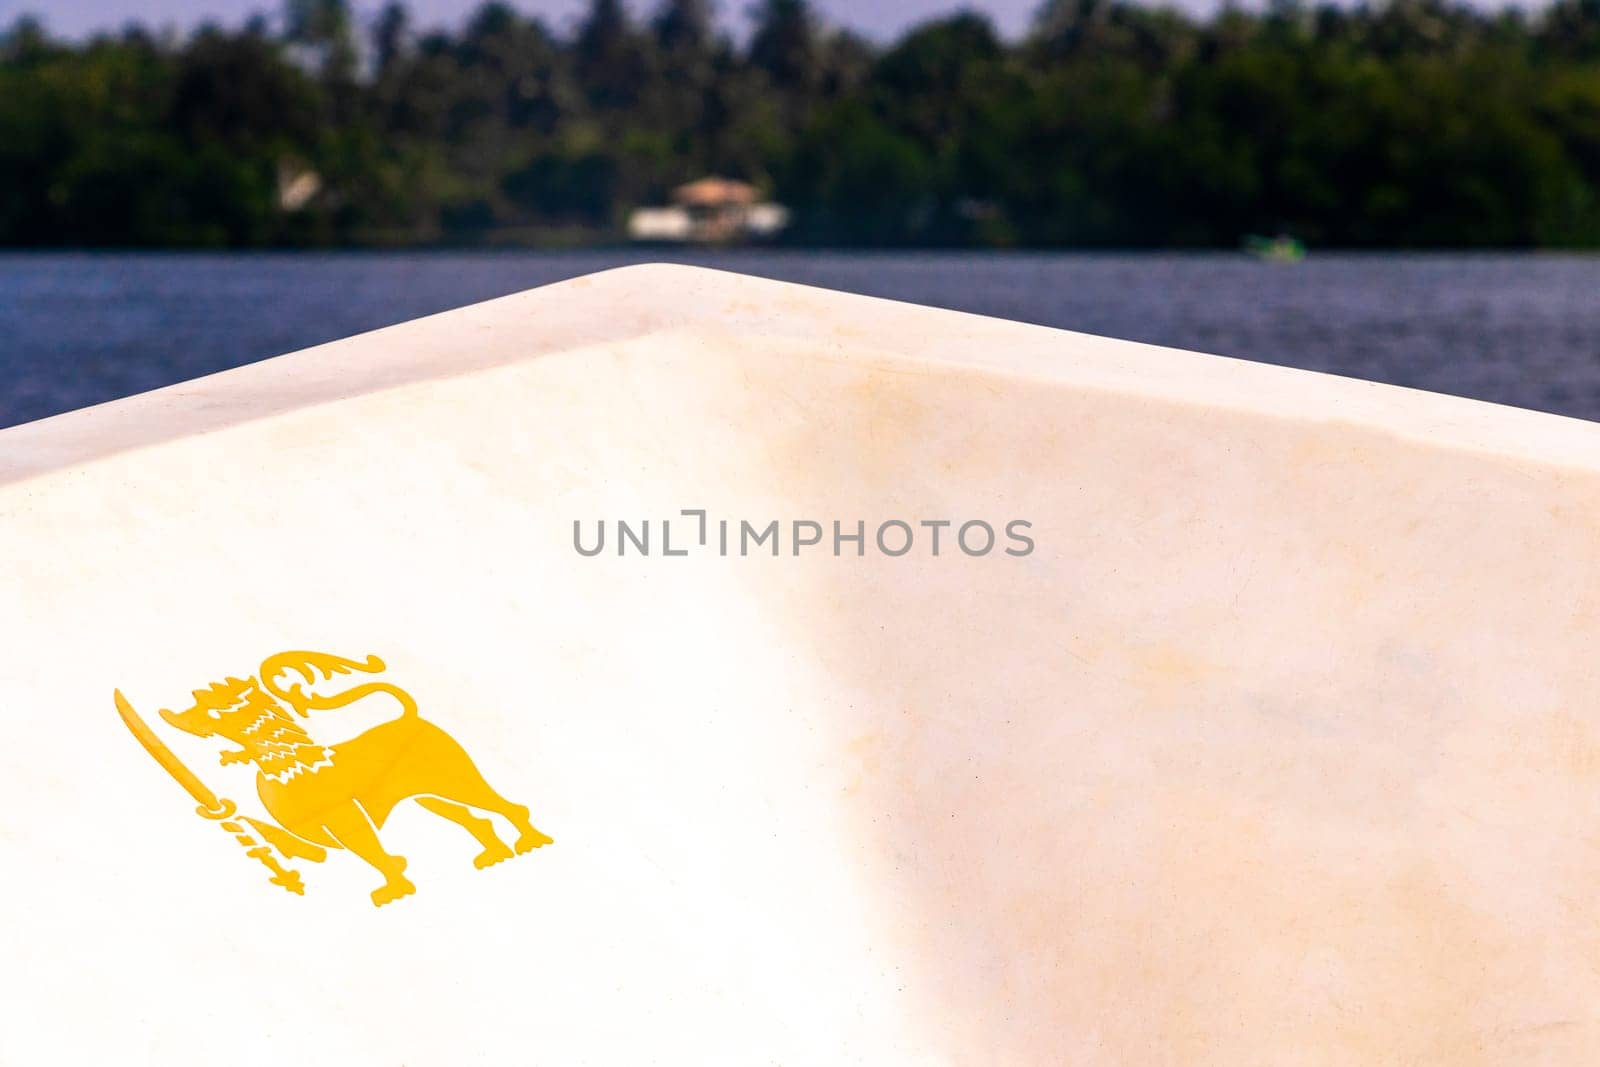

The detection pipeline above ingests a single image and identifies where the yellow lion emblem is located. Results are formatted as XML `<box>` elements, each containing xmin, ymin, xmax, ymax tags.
<box><xmin>116</xmin><ymin>650</ymin><xmax>552</xmax><ymax>906</ymax></box>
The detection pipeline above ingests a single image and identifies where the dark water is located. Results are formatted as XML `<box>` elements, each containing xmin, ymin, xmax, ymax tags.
<box><xmin>2</xmin><ymin>250</ymin><xmax>1598</xmax><ymax>430</ymax></box>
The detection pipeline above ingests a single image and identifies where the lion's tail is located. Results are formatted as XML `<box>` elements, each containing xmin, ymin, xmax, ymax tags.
<box><xmin>259</xmin><ymin>650</ymin><xmax>418</xmax><ymax>718</ymax></box>
<box><xmin>301</xmin><ymin>680</ymin><xmax>418</xmax><ymax>717</ymax></box>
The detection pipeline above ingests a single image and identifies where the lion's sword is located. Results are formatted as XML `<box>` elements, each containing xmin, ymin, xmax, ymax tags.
<box><xmin>114</xmin><ymin>689</ymin><xmax>231</xmax><ymax>817</ymax></box>
<box><xmin>113</xmin><ymin>689</ymin><xmax>305</xmax><ymax>895</ymax></box>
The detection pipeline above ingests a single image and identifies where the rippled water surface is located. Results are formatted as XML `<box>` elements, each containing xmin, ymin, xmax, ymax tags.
<box><xmin>1</xmin><ymin>250</ymin><xmax>1597</xmax><ymax>429</ymax></box>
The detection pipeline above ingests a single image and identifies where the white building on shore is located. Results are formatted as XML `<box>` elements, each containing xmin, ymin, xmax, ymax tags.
<box><xmin>628</xmin><ymin>176</ymin><xmax>789</xmax><ymax>244</ymax></box>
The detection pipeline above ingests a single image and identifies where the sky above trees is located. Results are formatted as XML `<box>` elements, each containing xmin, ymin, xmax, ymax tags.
<box><xmin>3</xmin><ymin>0</ymin><xmax>1056</xmax><ymax>40</ymax></box>
<box><xmin>5</xmin><ymin>0</ymin><xmax>1551</xmax><ymax>44</ymax></box>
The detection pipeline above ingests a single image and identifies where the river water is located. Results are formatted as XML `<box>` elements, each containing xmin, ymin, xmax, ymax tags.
<box><xmin>2</xmin><ymin>250</ymin><xmax>1597</xmax><ymax>429</ymax></box>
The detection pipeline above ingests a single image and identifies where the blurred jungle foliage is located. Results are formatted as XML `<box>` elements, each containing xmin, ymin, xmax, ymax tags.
<box><xmin>5</xmin><ymin>0</ymin><xmax>1600</xmax><ymax>246</ymax></box>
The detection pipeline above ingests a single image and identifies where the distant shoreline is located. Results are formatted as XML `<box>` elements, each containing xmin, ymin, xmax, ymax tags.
<box><xmin>7</xmin><ymin>1</ymin><xmax>1600</xmax><ymax>251</ymax></box>
<box><xmin>4</xmin><ymin>242</ymin><xmax>1600</xmax><ymax>254</ymax></box>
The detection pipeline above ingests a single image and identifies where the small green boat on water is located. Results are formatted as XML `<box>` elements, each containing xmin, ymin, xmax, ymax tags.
<box><xmin>1244</xmin><ymin>233</ymin><xmax>1307</xmax><ymax>262</ymax></box>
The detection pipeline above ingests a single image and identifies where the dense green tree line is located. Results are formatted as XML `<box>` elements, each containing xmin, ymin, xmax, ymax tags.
<box><xmin>4</xmin><ymin>0</ymin><xmax>1600</xmax><ymax>247</ymax></box>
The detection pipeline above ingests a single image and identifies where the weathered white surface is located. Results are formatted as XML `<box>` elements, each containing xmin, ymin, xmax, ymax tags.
<box><xmin>3</xmin><ymin>264</ymin><xmax>1600</xmax><ymax>1063</ymax></box>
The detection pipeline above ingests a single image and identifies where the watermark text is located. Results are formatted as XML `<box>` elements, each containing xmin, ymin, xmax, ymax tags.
<box><xmin>573</xmin><ymin>511</ymin><xmax>1034</xmax><ymax>558</ymax></box>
